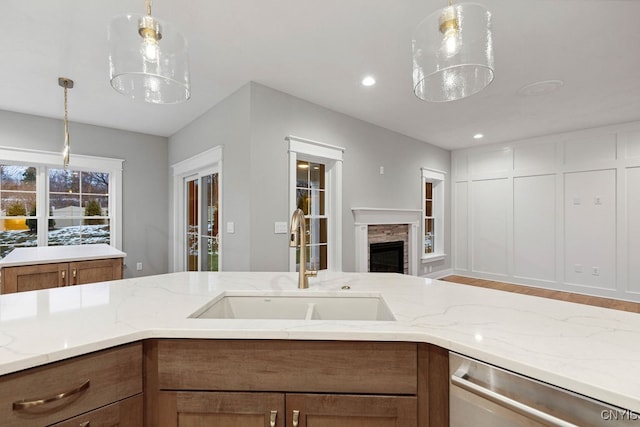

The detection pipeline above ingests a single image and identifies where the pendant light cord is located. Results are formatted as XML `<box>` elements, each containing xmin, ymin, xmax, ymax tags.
<box><xmin>63</xmin><ymin>82</ymin><xmax>70</xmax><ymax>167</ymax></box>
<box><xmin>146</xmin><ymin>0</ymin><xmax>152</xmax><ymax>16</ymax></box>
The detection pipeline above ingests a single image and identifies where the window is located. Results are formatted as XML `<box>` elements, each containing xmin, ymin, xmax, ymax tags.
<box><xmin>0</xmin><ymin>147</ymin><xmax>123</xmax><ymax>259</ymax></box>
<box><xmin>287</xmin><ymin>136</ymin><xmax>344</xmax><ymax>272</ymax></box>
<box><xmin>422</xmin><ymin>168</ymin><xmax>445</xmax><ymax>260</ymax></box>
<box><xmin>172</xmin><ymin>146</ymin><xmax>222</xmax><ymax>272</ymax></box>
<box><xmin>296</xmin><ymin>160</ymin><xmax>327</xmax><ymax>270</ymax></box>
<box><xmin>48</xmin><ymin>169</ymin><xmax>111</xmax><ymax>246</ymax></box>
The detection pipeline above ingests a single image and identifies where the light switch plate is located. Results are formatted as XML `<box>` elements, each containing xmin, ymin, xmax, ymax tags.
<box><xmin>274</xmin><ymin>221</ymin><xmax>288</xmax><ymax>234</ymax></box>
<box><xmin>226</xmin><ymin>222</ymin><xmax>235</xmax><ymax>233</ymax></box>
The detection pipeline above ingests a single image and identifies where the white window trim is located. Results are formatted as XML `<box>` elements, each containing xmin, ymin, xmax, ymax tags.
<box><xmin>171</xmin><ymin>146</ymin><xmax>223</xmax><ymax>272</ymax></box>
<box><xmin>422</xmin><ymin>168</ymin><xmax>446</xmax><ymax>262</ymax></box>
<box><xmin>0</xmin><ymin>145</ymin><xmax>124</xmax><ymax>250</ymax></box>
<box><xmin>286</xmin><ymin>135</ymin><xmax>344</xmax><ymax>272</ymax></box>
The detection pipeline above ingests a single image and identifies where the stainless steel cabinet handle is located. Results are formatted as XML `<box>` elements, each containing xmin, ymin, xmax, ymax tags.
<box><xmin>12</xmin><ymin>379</ymin><xmax>90</xmax><ymax>411</ymax></box>
<box><xmin>61</xmin><ymin>270</ymin><xmax>66</xmax><ymax>286</ymax></box>
<box><xmin>451</xmin><ymin>372</ymin><xmax>578</xmax><ymax>427</ymax></box>
<box><xmin>79</xmin><ymin>422</ymin><xmax>90</xmax><ymax>427</ymax></box>
<box><xmin>292</xmin><ymin>409</ymin><xmax>300</xmax><ymax>427</ymax></box>
<box><xmin>270</xmin><ymin>410</ymin><xmax>277</xmax><ymax>427</ymax></box>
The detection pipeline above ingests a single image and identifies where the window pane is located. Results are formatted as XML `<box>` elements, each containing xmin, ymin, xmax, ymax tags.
<box><xmin>425</xmin><ymin>200</ymin><xmax>433</xmax><ymax>217</ymax></box>
<box><xmin>49</xmin><ymin>169</ymin><xmax>80</xmax><ymax>193</ymax></box>
<box><xmin>296</xmin><ymin>161</ymin><xmax>309</xmax><ymax>187</ymax></box>
<box><xmin>296</xmin><ymin>189</ymin><xmax>310</xmax><ymax>214</ymax></box>
<box><xmin>308</xmin><ymin>218</ymin><xmax>327</xmax><ymax>245</ymax></box>
<box><xmin>2</xmin><ymin>192</ymin><xmax>36</xmax><ymax>215</ymax></box>
<box><xmin>425</xmin><ymin>182</ymin><xmax>433</xmax><ymax>199</ymax></box>
<box><xmin>50</xmin><ymin>193</ymin><xmax>80</xmax><ymax>211</ymax></box>
<box><xmin>310</xmin><ymin>163</ymin><xmax>325</xmax><ymax>189</ymax></box>
<box><xmin>48</xmin><ymin>221</ymin><xmax>110</xmax><ymax>246</ymax></box>
<box><xmin>308</xmin><ymin>245</ymin><xmax>327</xmax><ymax>270</ymax></box>
<box><xmin>201</xmin><ymin>236</ymin><xmax>218</xmax><ymax>271</ymax></box>
<box><xmin>310</xmin><ymin>190</ymin><xmax>325</xmax><ymax>216</ymax></box>
<box><xmin>81</xmin><ymin>172</ymin><xmax>109</xmax><ymax>194</ymax></box>
<box><xmin>83</xmin><ymin>197</ymin><xmax>108</xmax><ymax>221</ymax></box>
<box><xmin>425</xmin><ymin>219</ymin><xmax>434</xmax><ymax>254</ymax></box>
<box><xmin>1</xmin><ymin>166</ymin><xmax>37</xmax><ymax>192</ymax></box>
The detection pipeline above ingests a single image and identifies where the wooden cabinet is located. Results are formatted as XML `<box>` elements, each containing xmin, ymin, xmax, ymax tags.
<box><xmin>0</xmin><ymin>342</ymin><xmax>142</xmax><ymax>426</ymax></box>
<box><xmin>145</xmin><ymin>339</ymin><xmax>449</xmax><ymax>427</ymax></box>
<box><xmin>50</xmin><ymin>394</ymin><xmax>143</xmax><ymax>427</ymax></box>
<box><xmin>158</xmin><ymin>392</ymin><xmax>285</xmax><ymax>427</ymax></box>
<box><xmin>156</xmin><ymin>391</ymin><xmax>415</xmax><ymax>427</ymax></box>
<box><xmin>1</xmin><ymin>257</ymin><xmax>123</xmax><ymax>294</ymax></box>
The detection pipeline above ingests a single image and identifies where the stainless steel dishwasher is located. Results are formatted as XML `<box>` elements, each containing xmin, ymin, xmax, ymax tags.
<box><xmin>450</xmin><ymin>352</ymin><xmax>637</xmax><ymax>426</ymax></box>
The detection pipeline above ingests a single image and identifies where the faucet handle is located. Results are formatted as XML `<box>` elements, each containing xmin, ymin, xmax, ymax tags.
<box><xmin>305</xmin><ymin>262</ymin><xmax>318</xmax><ymax>277</ymax></box>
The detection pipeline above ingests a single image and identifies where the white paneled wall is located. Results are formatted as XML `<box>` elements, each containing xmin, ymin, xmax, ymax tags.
<box><xmin>452</xmin><ymin>121</ymin><xmax>640</xmax><ymax>302</ymax></box>
<box><xmin>513</xmin><ymin>174</ymin><xmax>556</xmax><ymax>282</ymax></box>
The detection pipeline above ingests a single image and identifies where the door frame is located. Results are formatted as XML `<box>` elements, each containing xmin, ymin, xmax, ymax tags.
<box><xmin>171</xmin><ymin>146</ymin><xmax>223</xmax><ymax>272</ymax></box>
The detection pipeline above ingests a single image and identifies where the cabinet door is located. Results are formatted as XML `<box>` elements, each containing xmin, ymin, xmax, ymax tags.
<box><xmin>49</xmin><ymin>394</ymin><xmax>143</xmax><ymax>426</ymax></box>
<box><xmin>1</xmin><ymin>262</ymin><xmax>66</xmax><ymax>293</ymax></box>
<box><xmin>158</xmin><ymin>391</ymin><xmax>285</xmax><ymax>427</ymax></box>
<box><xmin>70</xmin><ymin>258</ymin><xmax>123</xmax><ymax>285</ymax></box>
<box><xmin>286</xmin><ymin>394</ymin><xmax>417</xmax><ymax>427</ymax></box>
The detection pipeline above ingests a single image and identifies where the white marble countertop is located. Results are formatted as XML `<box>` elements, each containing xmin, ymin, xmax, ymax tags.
<box><xmin>0</xmin><ymin>244</ymin><xmax>126</xmax><ymax>267</ymax></box>
<box><xmin>0</xmin><ymin>271</ymin><xmax>638</xmax><ymax>413</ymax></box>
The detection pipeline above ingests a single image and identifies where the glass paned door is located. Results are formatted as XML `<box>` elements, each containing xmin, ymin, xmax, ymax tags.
<box><xmin>200</xmin><ymin>173</ymin><xmax>218</xmax><ymax>271</ymax></box>
<box><xmin>185</xmin><ymin>173</ymin><xmax>219</xmax><ymax>272</ymax></box>
<box><xmin>186</xmin><ymin>176</ymin><xmax>198</xmax><ymax>271</ymax></box>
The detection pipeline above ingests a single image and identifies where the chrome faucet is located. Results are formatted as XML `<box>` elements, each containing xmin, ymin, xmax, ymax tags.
<box><xmin>289</xmin><ymin>208</ymin><xmax>317</xmax><ymax>289</ymax></box>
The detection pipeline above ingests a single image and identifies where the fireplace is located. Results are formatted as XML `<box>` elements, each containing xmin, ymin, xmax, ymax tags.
<box><xmin>369</xmin><ymin>241</ymin><xmax>404</xmax><ymax>273</ymax></box>
<box><xmin>352</xmin><ymin>208</ymin><xmax>422</xmax><ymax>276</ymax></box>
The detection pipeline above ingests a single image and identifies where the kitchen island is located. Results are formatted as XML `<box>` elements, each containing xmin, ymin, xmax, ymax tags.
<box><xmin>0</xmin><ymin>271</ymin><xmax>638</xmax><ymax>422</ymax></box>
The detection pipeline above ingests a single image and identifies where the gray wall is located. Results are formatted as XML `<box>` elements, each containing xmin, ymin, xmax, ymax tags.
<box><xmin>168</xmin><ymin>84</ymin><xmax>251</xmax><ymax>271</ymax></box>
<box><xmin>169</xmin><ymin>82</ymin><xmax>451</xmax><ymax>274</ymax></box>
<box><xmin>0</xmin><ymin>109</ymin><xmax>169</xmax><ymax>278</ymax></box>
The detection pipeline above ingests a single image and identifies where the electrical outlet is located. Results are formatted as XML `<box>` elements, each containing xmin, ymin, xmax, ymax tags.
<box><xmin>592</xmin><ymin>267</ymin><xmax>600</xmax><ymax>276</ymax></box>
<box><xmin>136</xmin><ymin>262</ymin><xmax>143</xmax><ymax>271</ymax></box>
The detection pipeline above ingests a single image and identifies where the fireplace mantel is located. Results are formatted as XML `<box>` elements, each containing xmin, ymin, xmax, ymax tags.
<box><xmin>351</xmin><ymin>208</ymin><xmax>421</xmax><ymax>276</ymax></box>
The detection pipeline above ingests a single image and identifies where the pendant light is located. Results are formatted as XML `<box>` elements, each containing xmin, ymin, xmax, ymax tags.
<box><xmin>108</xmin><ymin>0</ymin><xmax>190</xmax><ymax>104</ymax></box>
<box><xmin>59</xmin><ymin>77</ymin><xmax>74</xmax><ymax>168</ymax></box>
<box><xmin>412</xmin><ymin>1</ymin><xmax>494</xmax><ymax>102</ymax></box>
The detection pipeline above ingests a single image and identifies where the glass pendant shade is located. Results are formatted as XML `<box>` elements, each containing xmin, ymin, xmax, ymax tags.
<box><xmin>108</xmin><ymin>13</ymin><xmax>190</xmax><ymax>104</ymax></box>
<box><xmin>412</xmin><ymin>3</ymin><xmax>494</xmax><ymax>102</ymax></box>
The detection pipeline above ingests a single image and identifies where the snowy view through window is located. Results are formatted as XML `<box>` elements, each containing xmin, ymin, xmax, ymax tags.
<box><xmin>0</xmin><ymin>165</ymin><xmax>110</xmax><ymax>259</ymax></box>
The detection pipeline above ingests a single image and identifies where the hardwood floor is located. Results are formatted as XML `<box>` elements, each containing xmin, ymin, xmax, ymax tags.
<box><xmin>440</xmin><ymin>275</ymin><xmax>640</xmax><ymax>313</ymax></box>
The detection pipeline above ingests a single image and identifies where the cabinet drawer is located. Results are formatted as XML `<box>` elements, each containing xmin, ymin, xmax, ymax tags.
<box><xmin>0</xmin><ymin>343</ymin><xmax>142</xmax><ymax>427</ymax></box>
<box><xmin>155</xmin><ymin>340</ymin><xmax>417</xmax><ymax>395</ymax></box>
<box><xmin>50</xmin><ymin>394</ymin><xmax>143</xmax><ymax>427</ymax></box>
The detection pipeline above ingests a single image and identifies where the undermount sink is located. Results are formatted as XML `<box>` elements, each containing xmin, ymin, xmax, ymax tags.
<box><xmin>189</xmin><ymin>291</ymin><xmax>396</xmax><ymax>321</ymax></box>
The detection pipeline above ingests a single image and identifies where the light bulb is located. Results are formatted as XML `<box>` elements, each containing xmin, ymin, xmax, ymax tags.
<box><xmin>439</xmin><ymin>6</ymin><xmax>460</xmax><ymax>58</ymax></box>
<box><xmin>442</xmin><ymin>27</ymin><xmax>460</xmax><ymax>57</ymax></box>
<box><xmin>138</xmin><ymin>16</ymin><xmax>162</xmax><ymax>63</ymax></box>
<box><xmin>141</xmin><ymin>37</ymin><xmax>159</xmax><ymax>62</ymax></box>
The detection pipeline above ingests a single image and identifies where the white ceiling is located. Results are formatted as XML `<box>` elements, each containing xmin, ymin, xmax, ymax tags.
<box><xmin>1</xmin><ymin>0</ymin><xmax>639</xmax><ymax>150</ymax></box>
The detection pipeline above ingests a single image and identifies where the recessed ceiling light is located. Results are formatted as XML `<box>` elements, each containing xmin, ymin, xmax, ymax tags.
<box><xmin>473</xmin><ymin>133</ymin><xmax>484</xmax><ymax>140</ymax></box>
<box><xmin>517</xmin><ymin>80</ymin><xmax>564</xmax><ymax>97</ymax></box>
<box><xmin>361</xmin><ymin>76</ymin><xmax>376</xmax><ymax>87</ymax></box>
